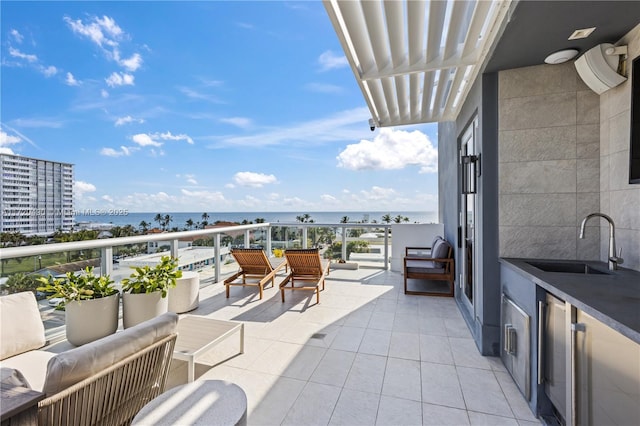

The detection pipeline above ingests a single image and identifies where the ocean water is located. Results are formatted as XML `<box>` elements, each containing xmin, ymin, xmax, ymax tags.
<box><xmin>75</xmin><ymin>211</ymin><xmax>438</xmax><ymax>228</ymax></box>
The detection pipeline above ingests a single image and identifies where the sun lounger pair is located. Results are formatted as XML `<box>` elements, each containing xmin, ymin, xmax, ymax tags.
<box><xmin>224</xmin><ymin>248</ymin><xmax>329</xmax><ymax>303</ymax></box>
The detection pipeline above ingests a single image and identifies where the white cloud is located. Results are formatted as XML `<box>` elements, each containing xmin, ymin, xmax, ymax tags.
<box><xmin>318</xmin><ymin>50</ymin><xmax>348</xmax><ymax>71</ymax></box>
<box><xmin>0</xmin><ymin>124</ymin><xmax>38</xmax><ymax>148</ymax></box>
<box><xmin>9</xmin><ymin>47</ymin><xmax>37</xmax><ymax>62</ymax></box>
<box><xmin>0</xmin><ymin>147</ymin><xmax>15</xmax><ymax>155</ymax></box>
<box><xmin>157</xmin><ymin>131</ymin><xmax>194</xmax><ymax>144</ymax></box>
<box><xmin>105</xmin><ymin>72</ymin><xmax>134</xmax><ymax>87</ymax></box>
<box><xmin>102</xmin><ymin>195</ymin><xmax>114</xmax><ymax>203</ymax></box>
<box><xmin>74</xmin><ymin>180</ymin><xmax>96</xmax><ymax>196</ymax></box>
<box><xmin>233</xmin><ymin>172</ymin><xmax>278</xmax><ymax>188</ymax></box>
<box><xmin>118</xmin><ymin>52</ymin><xmax>142</xmax><ymax>71</ymax></box>
<box><xmin>305</xmin><ymin>82</ymin><xmax>343</xmax><ymax>94</ymax></box>
<box><xmin>337</xmin><ymin>128</ymin><xmax>438</xmax><ymax>173</ymax></box>
<box><xmin>184</xmin><ymin>174</ymin><xmax>198</xmax><ymax>185</ymax></box>
<box><xmin>178</xmin><ymin>86</ymin><xmax>223</xmax><ymax>103</ymax></box>
<box><xmin>320</xmin><ymin>194</ymin><xmax>339</xmax><ymax>204</ymax></box>
<box><xmin>132</xmin><ymin>133</ymin><xmax>162</xmax><ymax>147</ymax></box>
<box><xmin>41</xmin><ymin>65</ymin><xmax>58</xmax><ymax>77</ymax></box>
<box><xmin>360</xmin><ymin>186</ymin><xmax>396</xmax><ymax>201</ymax></box>
<box><xmin>217</xmin><ymin>107</ymin><xmax>370</xmax><ymax>147</ymax></box>
<box><xmin>10</xmin><ymin>29</ymin><xmax>24</xmax><ymax>43</ymax></box>
<box><xmin>0</xmin><ymin>130</ymin><xmax>22</xmax><ymax>147</ymax></box>
<box><xmin>65</xmin><ymin>72</ymin><xmax>79</xmax><ymax>86</ymax></box>
<box><xmin>114</xmin><ymin>115</ymin><xmax>144</xmax><ymax>126</ymax></box>
<box><xmin>64</xmin><ymin>15</ymin><xmax>123</xmax><ymax>48</ymax></box>
<box><xmin>219</xmin><ymin>117</ymin><xmax>252</xmax><ymax>128</ymax></box>
<box><xmin>101</xmin><ymin>89</ymin><xmax>109</xmax><ymax>98</ymax></box>
<box><xmin>100</xmin><ymin>146</ymin><xmax>134</xmax><ymax>157</ymax></box>
<box><xmin>180</xmin><ymin>189</ymin><xmax>225</xmax><ymax>204</ymax></box>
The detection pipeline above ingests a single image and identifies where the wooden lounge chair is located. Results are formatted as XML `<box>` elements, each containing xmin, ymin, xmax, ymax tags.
<box><xmin>224</xmin><ymin>248</ymin><xmax>286</xmax><ymax>299</ymax></box>
<box><xmin>280</xmin><ymin>248</ymin><xmax>330</xmax><ymax>304</ymax></box>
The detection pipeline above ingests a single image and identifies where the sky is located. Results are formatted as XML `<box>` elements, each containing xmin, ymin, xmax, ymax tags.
<box><xmin>1</xmin><ymin>1</ymin><xmax>439</xmax><ymax>213</ymax></box>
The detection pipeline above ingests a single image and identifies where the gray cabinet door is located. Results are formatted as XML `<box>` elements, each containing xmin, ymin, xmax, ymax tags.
<box><xmin>545</xmin><ymin>293</ymin><xmax>567</xmax><ymax>420</ymax></box>
<box><xmin>575</xmin><ymin>310</ymin><xmax>640</xmax><ymax>425</ymax></box>
<box><xmin>502</xmin><ymin>295</ymin><xmax>531</xmax><ymax>400</ymax></box>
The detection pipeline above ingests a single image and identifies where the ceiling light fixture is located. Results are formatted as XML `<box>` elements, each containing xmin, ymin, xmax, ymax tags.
<box><xmin>568</xmin><ymin>27</ymin><xmax>596</xmax><ymax>40</ymax></box>
<box><xmin>544</xmin><ymin>49</ymin><xmax>579</xmax><ymax>64</ymax></box>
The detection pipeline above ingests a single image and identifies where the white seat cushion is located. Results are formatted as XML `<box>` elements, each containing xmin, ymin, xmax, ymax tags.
<box><xmin>0</xmin><ymin>350</ymin><xmax>56</xmax><ymax>392</ymax></box>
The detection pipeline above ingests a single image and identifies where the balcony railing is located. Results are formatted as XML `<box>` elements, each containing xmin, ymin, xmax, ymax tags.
<box><xmin>0</xmin><ymin>222</ymin><xmax>392</xmax><ymax>337</ymax></box>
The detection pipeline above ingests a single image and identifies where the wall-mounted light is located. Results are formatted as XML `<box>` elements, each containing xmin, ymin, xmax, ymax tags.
<box><xmin>461</xmin><ymin>154</ymin><xmax>481</xmax><ymax>194</ymax></box>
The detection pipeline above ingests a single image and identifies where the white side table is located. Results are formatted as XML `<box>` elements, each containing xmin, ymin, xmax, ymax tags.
<box><xmin>132</xmin><ymin>380</ymin><xmax>247</xmax><ymax>426</ymax></box>
<box><xmin>173</xmin><ymin>315</ymin><xmax>244</xmax><ymax>382</ymax></box>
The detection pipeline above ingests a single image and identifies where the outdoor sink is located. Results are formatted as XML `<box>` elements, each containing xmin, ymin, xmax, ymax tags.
<box><xmin>525</xmin><ymin>261</ymin><xmax>610</xmax><ymax>275</ymax></box>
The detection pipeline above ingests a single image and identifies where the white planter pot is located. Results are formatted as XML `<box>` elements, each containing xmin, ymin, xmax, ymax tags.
<box><xmin>122</xmin><ymin>292</ymin><xmax>168</xmax><ymax>329</ymax></box>
<box><xmin>65</xmin><ymin>293</ymin><xmax>120</xmax><ymax>346</ymax></box>
<box><xmin>168</xmin><ymin>271</ymin><xmax>200</xmax><ymax>314</ymax></box>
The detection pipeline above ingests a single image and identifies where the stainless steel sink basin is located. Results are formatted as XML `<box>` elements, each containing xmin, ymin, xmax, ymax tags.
<box><xmin>525</xmin><ymin>261</ymin><xmax>610</xmax><ymax>275</ymax></box>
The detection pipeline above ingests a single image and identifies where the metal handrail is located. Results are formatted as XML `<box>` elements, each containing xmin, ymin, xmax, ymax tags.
<box><xmin>0</xmin><ymin>222</ymin><xmax>392</xmax><ymax>281</ymax></box>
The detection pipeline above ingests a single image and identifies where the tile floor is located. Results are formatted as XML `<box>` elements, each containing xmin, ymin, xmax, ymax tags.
<box><xmin>166</xmin><ymin>264</ymin><xmax>541</xmax><ymax>426</ymax></box>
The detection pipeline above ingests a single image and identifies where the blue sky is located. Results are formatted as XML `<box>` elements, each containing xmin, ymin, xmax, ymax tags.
<box><xmin>1</xmin><ymin>1</ymin><xmax>438</xmax><ymax>213</ymax></box>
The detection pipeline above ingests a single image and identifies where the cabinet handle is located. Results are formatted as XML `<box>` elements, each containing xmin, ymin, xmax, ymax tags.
<box><xmin>537</xmin><ymin>301</ymin><xmax>545</xmax><ymax>385</ymax></box>
<box><xmin>571</xmin><ymin>322</ymin><xmax>586</xmax><ymax>426</ymax></box>
<box><xmin>504</xmin><ymin>324</ymin><xmax>517</xmax><ymax>355</ymax></box>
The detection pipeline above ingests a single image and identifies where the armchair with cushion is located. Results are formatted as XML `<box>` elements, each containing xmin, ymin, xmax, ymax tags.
<box><xmin>0</xmin><ymin>291</ymin><xmax>177</xmax><ymax>425</ymax></box>
<box><xmin>403</xmin><ymin>237</ymin><xmax>455</xmax><ymax>296</ymax></box>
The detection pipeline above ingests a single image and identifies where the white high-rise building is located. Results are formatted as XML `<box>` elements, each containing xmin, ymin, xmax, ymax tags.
<box><xmin>0</xmin><ymin>154</ymin><xmax>74</xmax><ymax>235</ymax></box>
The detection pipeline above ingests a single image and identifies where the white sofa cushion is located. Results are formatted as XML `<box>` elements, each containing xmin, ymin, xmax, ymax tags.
<box><xmin>0</xmin><ymin>350</ymin><xmax>56</xmax><ymax>392</ymax></box>
<box><xmin>42</xmin><ymin>312</ymin><xmax>178</xmax><ymax>396</ymax></box>
<box><xmin>0</xmin><ymin>291</ymin><xmax>46</xmax><ymax>360</ymax></box>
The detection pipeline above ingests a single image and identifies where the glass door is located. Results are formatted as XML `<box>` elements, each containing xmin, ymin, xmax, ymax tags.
<box><xmin>460</xmin><ymin>118</ymin><xmax>478</xmax><ymax>309</ymax></box>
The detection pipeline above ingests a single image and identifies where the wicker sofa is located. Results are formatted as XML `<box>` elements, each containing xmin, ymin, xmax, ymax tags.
<box><xmin>0</xmin><ymin>291</ymin><xmax>177</xmax><ymax>425</ymax></box>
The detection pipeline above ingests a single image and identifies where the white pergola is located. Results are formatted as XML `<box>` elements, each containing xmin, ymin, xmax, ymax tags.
<box><xmin>323</xmin><ymin>0</ymin><xmax>512</xmax><ymax>127</ymax></box>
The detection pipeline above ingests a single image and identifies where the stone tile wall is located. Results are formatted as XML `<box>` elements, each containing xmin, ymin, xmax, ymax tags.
<box><xmin>498</xmin><ymin>62</ymin><xmax>601</xmax><ymax>260</ymax></box>
<box><xmin>600</xmin><ymin>24</ymin><xmax>640</xmax><ymax>271</ymax></box>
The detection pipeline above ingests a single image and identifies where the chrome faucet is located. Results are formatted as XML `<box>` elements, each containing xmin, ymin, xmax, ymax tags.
<box><xmin>579</xmin><ymin>213</ymin><xmax>623</xmax><ymax>270</ymax></box>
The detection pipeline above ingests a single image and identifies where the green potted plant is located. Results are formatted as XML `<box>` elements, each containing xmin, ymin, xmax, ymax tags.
<box><xmin>121</xmin><ymin>255</ymin><xmax>182</xmax><ymax>328</ymax></box>
<box><xmin>36</xmin><ymin>267</ymin><xmax>119</xmax><ymax>346</ymax></box>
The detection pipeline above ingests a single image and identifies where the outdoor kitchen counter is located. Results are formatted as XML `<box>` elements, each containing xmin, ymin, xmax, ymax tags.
<box><xmin>500</xmin><ymin>258</ymin><xmax>640</xmax><ymax>344</ymax></box>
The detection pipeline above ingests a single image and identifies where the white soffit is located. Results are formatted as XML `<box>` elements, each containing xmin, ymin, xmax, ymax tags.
<box><xmin>323</xmin><ymin>0</ymin><xmax>512</xmax><ymax>127</ymax></box>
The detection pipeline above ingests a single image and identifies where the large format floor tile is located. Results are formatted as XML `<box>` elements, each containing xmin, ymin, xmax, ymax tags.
<box><xmin>166</xmin><ymin>266</ymin><xmax>541</xmax><ymax>425</ymax></box>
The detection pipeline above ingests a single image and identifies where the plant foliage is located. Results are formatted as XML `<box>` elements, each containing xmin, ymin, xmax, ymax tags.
<box><xmin>36</xmin><ymin>267</ymin><xmax>117</xmax><ymax>309</ymax></box>
<box><xmin>121</xmin><ymin>256</ymin><xmax>182</xmax><ymax>297</ymax></box>
<box><xmin>1</xmin><ymin>272</ymin><xmax>42</xmax><ymax>295</ymax></box>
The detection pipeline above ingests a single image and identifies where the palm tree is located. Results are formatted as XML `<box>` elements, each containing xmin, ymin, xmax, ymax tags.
<box><xmin>201</xmin><ymin>212</ymin><xmax>210</xmax><ymax>228</ymax></box>
<box><xmin>163</xmin><ymin>214</ymin><xmax>173</xmax><ymax>230</ymax></box>
<box><xmin>185</xmin><ymin>218</ymin><xmax>194</xmax><ymax>230</ymax></box>
<box><xmin>154</xmin><ymin>214</ymin><xmax>163</xmax><ymax>229</ymax></box>
<box><xmin>255</xmin><ymin>218</ymin><xmax>265</xmax><ymax>223</ymax></box>
<box><xmin>340</xmin><ymin>216</ymin><xmax>349</xmax><ymax>224</ymax></box>
<box><xmin>296</xmin><ymin>213</ymin><xmax>312</xmax><ymax>223</ymax></box>
<box><xmin>381</xmin><ymin>214</ymin><xmax>392</xmax><ymax>223</ymax></box>
<box><xmin>393</xmin><ymin>214</ymin><xmax>409</xmax><ymax>223</ymax></box>
<box><xmin>139</xmin><ymin>220</ymin><xmax>150</xmax><ymax>233</ymax></box>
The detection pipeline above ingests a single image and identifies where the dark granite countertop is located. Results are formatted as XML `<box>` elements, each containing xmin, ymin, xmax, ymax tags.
<box><xmin>500</xmin><ymin>258</ymin><xmax>640</xmax><ymax>343</ymax></box>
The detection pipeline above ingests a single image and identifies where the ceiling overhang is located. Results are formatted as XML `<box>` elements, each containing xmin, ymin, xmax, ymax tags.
<box><xmin>323</xmin><ymin>0</ymin><xmax>512</xmax><ymax>127</ymax></box>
